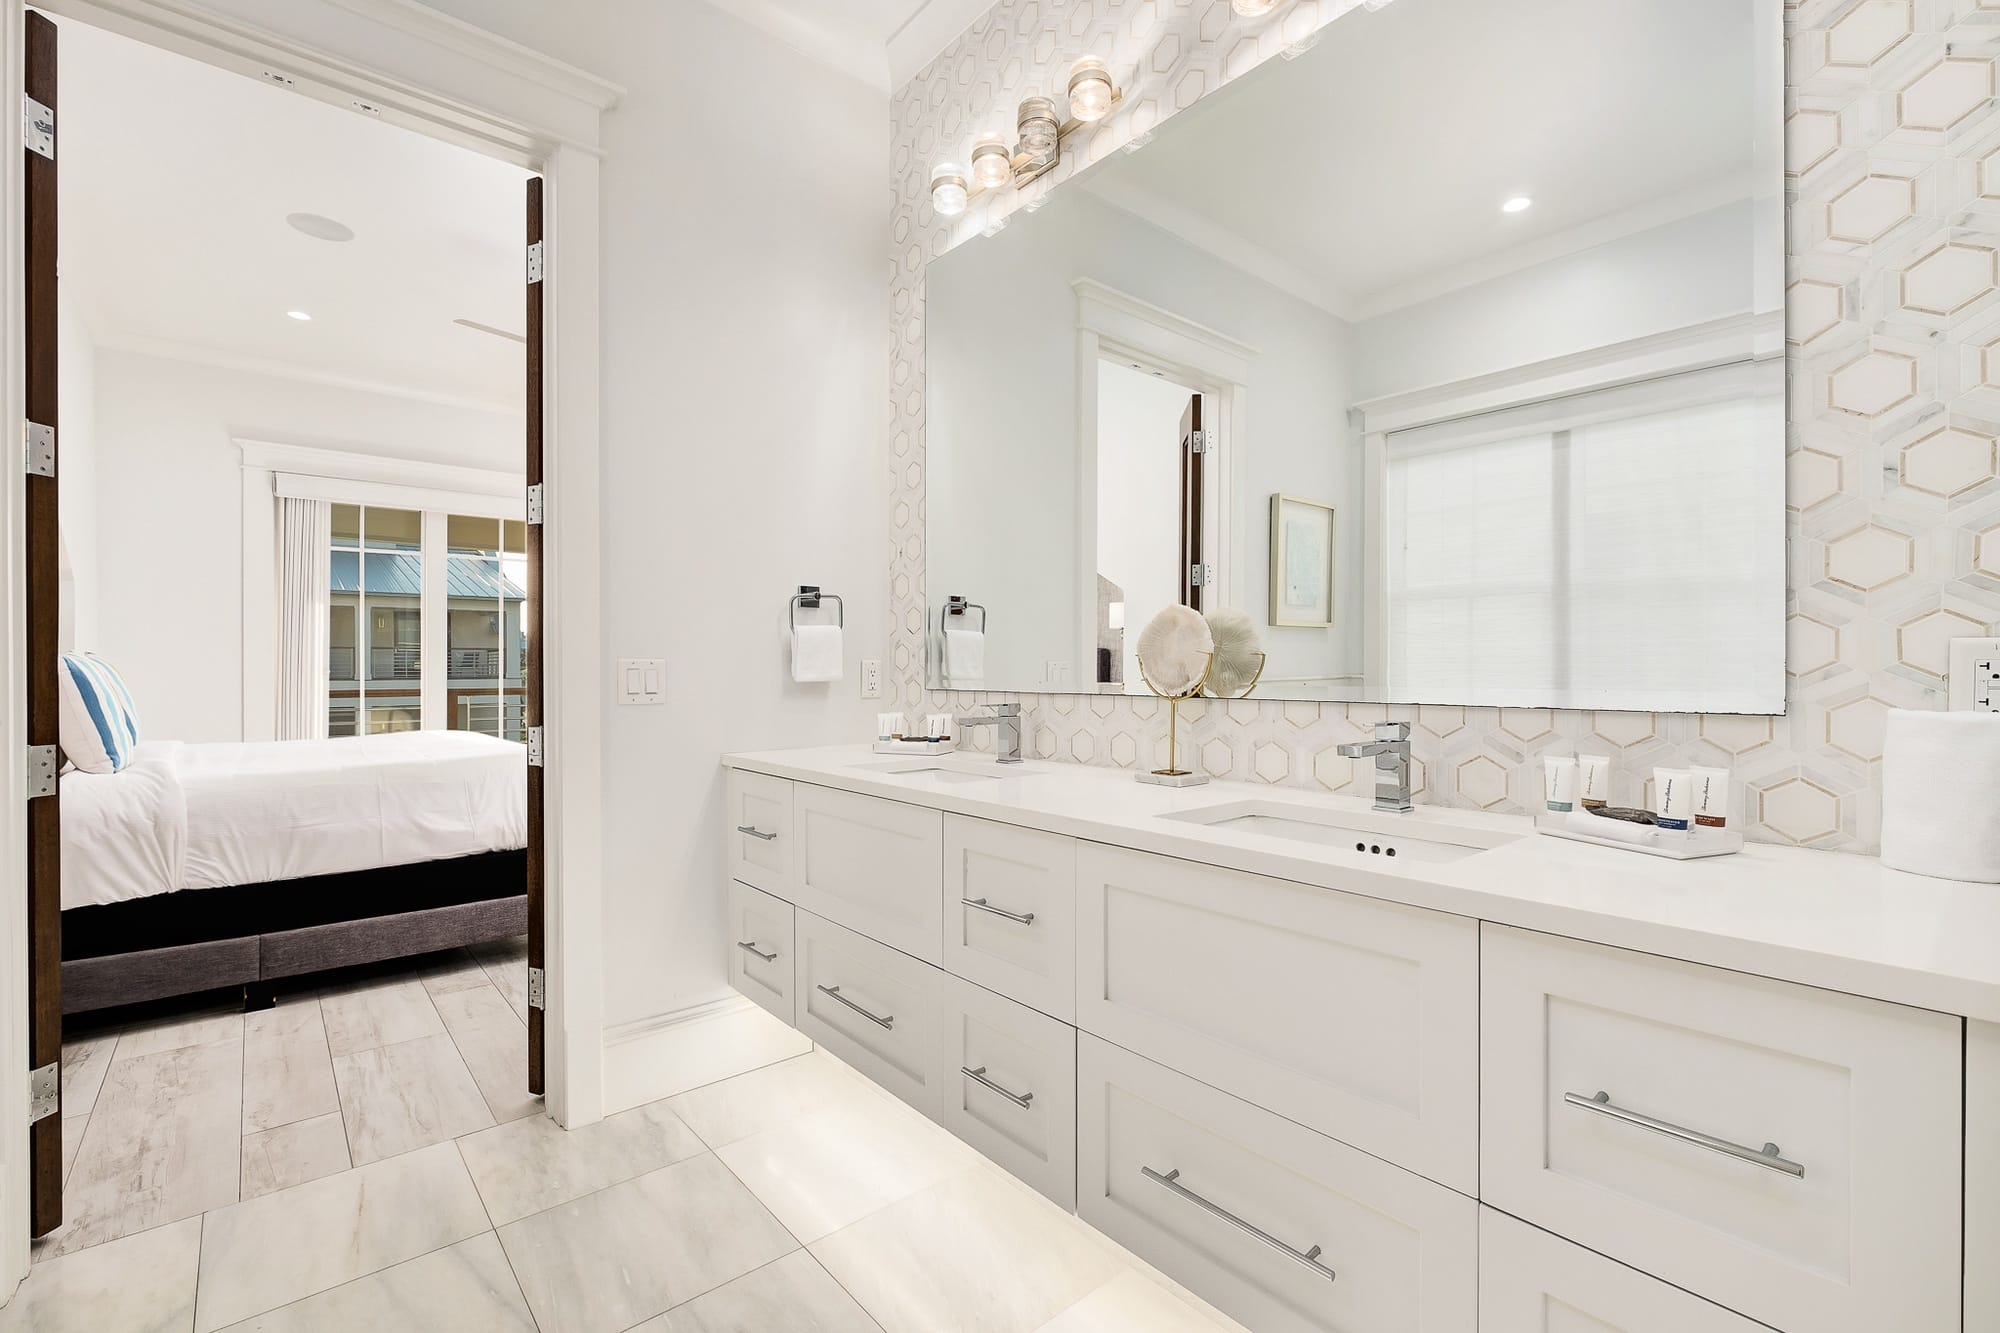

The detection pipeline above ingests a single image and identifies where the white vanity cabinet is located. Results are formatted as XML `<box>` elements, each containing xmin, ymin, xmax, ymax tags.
<box><xmin>1077</xmin><ymin>843</ymin><xmax>1479</xmax><ymax>1192</ymax></box>
<box><xmin>792</xmin><ymin>783</ymin><xmax>945</xmax><ymax>964</ymax></box>
<box><xmin>1480</xmin><ymin>924</ymin><xmax>1963</xmax><ymax>1333</ymax></box>
<box><xmin>722</xmin><ymin>757</ymin><xmax>1979</xmax><ymax>1333</ymax></box>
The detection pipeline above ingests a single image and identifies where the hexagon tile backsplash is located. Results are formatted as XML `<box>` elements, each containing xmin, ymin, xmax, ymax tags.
<box><xmin>886</xmin><ymin>0</ymin><xmax>2000</xmax><ymax>855</ymax></box>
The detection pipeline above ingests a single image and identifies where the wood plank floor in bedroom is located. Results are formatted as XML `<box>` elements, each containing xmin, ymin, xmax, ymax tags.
<box><xmin>3</xmin><ymin>940</ymin><xmax>1248</xmax><ymax>1333</ymax></box>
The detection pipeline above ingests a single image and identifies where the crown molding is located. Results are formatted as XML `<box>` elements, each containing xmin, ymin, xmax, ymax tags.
<box><xmin>322</xmin><ymin>0</ymin><xmax>623</xmax><ymax>111</ymax></box>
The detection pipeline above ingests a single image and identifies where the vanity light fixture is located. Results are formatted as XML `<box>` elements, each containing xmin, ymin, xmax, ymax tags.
<box><xmin>1501</xmin><ymin>195</ymin><xmax>1533</xmax><ymax>213</ymax></box>
<box><xmin>930</xmin><ymin>162</ymin><xmax>969</xmax><ymax>218</ymax></box>
<box><xmin>931</xmin><ymin>58</ymin><xmax>1125</xmax><ymax>218</ymax></box>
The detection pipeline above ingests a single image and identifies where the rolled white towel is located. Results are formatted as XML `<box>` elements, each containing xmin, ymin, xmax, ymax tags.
<box><xmin>944</xmin><ymin>628</ymin><xmax>984</xmax><ymax>686</ymax></box>
<box><xmin>791</xmin><ymin>624</ymin><xmax>843</xmax><ymax>683</ymax></box>
<box><xmin>1881</xmin><ymin>709</ymin><xmax>2000</xmax><ymax>882</ymax></box>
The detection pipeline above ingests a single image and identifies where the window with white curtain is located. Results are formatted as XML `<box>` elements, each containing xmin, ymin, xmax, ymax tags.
<box><xmin>1382</xmin><ymin>360</ymin><xmax>1784</xmax><ymax>712</ymax></box>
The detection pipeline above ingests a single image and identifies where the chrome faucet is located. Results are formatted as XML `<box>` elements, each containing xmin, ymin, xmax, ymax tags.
<box><xmin>1338</xmin><ymin>722</ymin><xmax>1414</xmax><ymax>812</ymax></box>
<box><xmin>957</xmin><ymin>702</ymin><xmax>1024</xmax><ymax>764</ymax></box>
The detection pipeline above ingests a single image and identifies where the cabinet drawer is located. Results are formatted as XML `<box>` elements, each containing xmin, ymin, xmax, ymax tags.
<box><xmin>943</xmin><ymin>816</ymin><xmax>1076</xmax><ymax>1022</ymax></box>
<box><xmin>794</xmin><ymin>783</ymin><xmax>945</xmax><ymax>964</ymax></box>
<box><xmin>1076</xmin><ymin>843</ymin><xmax>1478</xmax><ymax>1191</ymax></box>
<box><xmin>726</xmin><ymin>769</ymin><xmax>793</xmax><ymax>896</ymax></box>
<box><xmin>942</xmin><ymin>974</ymin><xmax>1076</xmax><ymax>1210</ymax></box>
<box><xmin>726</xmin><ymin>880</ymin><xmax>795</xmax><ymax>1025</ymax></box>
<box><xmin>1481</xmin><ymin>924</ymin><xmax>1961</xmax><ymax>1333</ymax></box>
<box><xmin>796</xmin><ymin>911</ymin><xmax>946</xmax><ymax>1120</ymax></box>
<box><xmin>1077</xmin><ymin>1033</ymin><xmax>1475</xmax><ymax>1333</ymax></box>
<box><xmin>1478</xmin><ymin>1208</ymin><xmax>1768</xmax><ymax>1332</ymax></box>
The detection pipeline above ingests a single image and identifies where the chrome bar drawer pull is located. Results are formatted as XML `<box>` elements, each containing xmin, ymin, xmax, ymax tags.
<box><xmin>1140</xmin><ymin>1166</ymin><xmax>1337</xmax><ymax>1283</ymax></box>
<box><xmin>816</xmin><ymin>984</ymin><xmax>893</xmax><ymax>1029</ymax></box>
<box><xmin>1564</xmin><ymin>1090</ymin><xmax>1806</xmax><ymax>1179</ymax></box>
<box><xmin>960</xmin><ymin>1064</ymin><xmax>1034</xmax><ymax>1108</ymax></box>
<box><xmin>736</xmin><ymin>825</ymin><xmax>777</xmax><ymax>841</ymax></box>
<box><xmin>961</xmin><ymin>896</ymin><xmax>1035</xmax><ymax>925</ymax></box>
<box><xmin>735</xmin><ymin>940</ymin><xmax>778</xmax><ymax>963</ymax></box>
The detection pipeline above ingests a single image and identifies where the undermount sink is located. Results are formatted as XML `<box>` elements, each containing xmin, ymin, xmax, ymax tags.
<box><xmin>1159</xmin><ymin>799</ymin><xmax>1520</xmax><ymax>865</ymax></box>
<box><xmin>851</xmin><ymin>758</ymin><xmax>1009</xmax><ymax>783</ymax></box>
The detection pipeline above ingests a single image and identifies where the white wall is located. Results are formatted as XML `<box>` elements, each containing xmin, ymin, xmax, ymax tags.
<box><xmin>56</xmin><ymin>288</ymin><xmax>98</xmax><ymax>653</ymax></box>
<box><xmin>1352</xmin><ymin>201</ymin><xmax>1756</xmax><ymax>401</ymax></box>
<box><xmin>929</xmin><ymin>187</ymin><xmax>1361</xmax><ymax>693</ymax></box>
<box><xmin>88</xmin><ymin>348</ymin><xmax>518</xmax><ymax>741</ymax></box>
<box><xmin>414</xmin><ymin>0</ymin><xmax>890</xmax><ymax>1031</ymax></box>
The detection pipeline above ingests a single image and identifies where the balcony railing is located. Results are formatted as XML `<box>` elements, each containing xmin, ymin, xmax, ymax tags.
<box><xmin>330</xmin><ymin>647</ymin><xmax>525</xmax><ymax>681</ymax></box>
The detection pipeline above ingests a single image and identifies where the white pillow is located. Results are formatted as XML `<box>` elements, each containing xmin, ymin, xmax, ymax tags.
<box><xmin>58</xmin><ymin>653</ymin><xmax>140</xmax><ymax>774</ymax></box>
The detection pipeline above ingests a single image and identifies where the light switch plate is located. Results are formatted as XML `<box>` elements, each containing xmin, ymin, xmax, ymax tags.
<box><xmin>1947</xmin><ymin>638</ymin><xmax>2000</xmax><ymax>711</ymax></box>
<box><xmin>860</xmin><ymin>658</ymin><xmax>883</xmax><ymax>699</ymax></box>
<box><xmin>617</xmin><ymin>657</ymin><xmax>666</xmax><ymax>705</ymax></box>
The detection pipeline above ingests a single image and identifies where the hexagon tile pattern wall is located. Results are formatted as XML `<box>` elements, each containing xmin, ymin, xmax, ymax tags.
<box><xmin>887</xmin><ymin>0</ymin><xmax>2000</xmax><ymax>854</ymax></box>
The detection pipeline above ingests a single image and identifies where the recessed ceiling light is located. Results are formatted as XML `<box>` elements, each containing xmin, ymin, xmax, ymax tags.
<box><xmin>286</xmin><ymin>212</ymin><xmax>354</xmax><ymax>242</ymax></box>
<box><xmin>286</xmin><ymin>310</ymin><xmax>312</xmax><ymax>322</ymax></box>
<box><xmin>1502</xmin><ymin>195</ymin><xmax>1533</xmax><ymax>214</ymax></box>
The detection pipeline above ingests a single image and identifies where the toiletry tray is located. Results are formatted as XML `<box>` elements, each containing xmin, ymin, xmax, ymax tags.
<box><xmin>872</xmin><ymin>738</ymin><xmax>958</xmax><ymax>755</ymax></box>
<box><xmin>1535</xmin><ymin>810</ymin><xmax>1743</xmax><ymax>860</ymax></box>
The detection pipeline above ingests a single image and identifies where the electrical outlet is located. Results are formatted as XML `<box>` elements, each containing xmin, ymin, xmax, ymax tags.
<box><xmin>859</xmin><ymin>658</ymin><xmax>883</xmax><ymax>699</ymax></box>
<box><xmin>1946</xmin><ymin>638</ymin><xmax>2000</xmax><ymax>711</ymax></box>
<box><xmin>1044</xmin><ymin>660</ymin><xmax>1071</xmax><ymax>686</ymax></box>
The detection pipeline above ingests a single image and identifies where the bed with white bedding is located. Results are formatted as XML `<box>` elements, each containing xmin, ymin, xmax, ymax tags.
<box><xmin>60</xmin><ymin>731</ymin><xmax>529</xmax><ymax>1013</ymax></box>
<box><xmin>62</xmin><ymin>731</ymin><xmax>527</xmax><ymax>910</ymax></box>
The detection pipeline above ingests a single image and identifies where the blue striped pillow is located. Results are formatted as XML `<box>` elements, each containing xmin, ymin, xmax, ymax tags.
<box><xmin>57</xmin><ymin>653</ymin><xmax>140</xmax><ymax>774</ymax></box>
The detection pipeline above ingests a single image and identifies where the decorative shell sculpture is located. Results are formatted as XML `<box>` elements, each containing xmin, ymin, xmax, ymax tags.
<box><xmin>1202</xmin><ymin>607</ymin><xmax>1266</xmax><ymax>699</ymax></box>
<box><xmin>1135</xmin><ymin>605</ymin><xmax>1214</xmax><ymax>696</ymax></box>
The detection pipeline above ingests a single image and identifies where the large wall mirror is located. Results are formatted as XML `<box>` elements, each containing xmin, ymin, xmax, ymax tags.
<box><xmin>926</xmin><ymin>0</ymin><xmax>1785</xmax><ymax>713</ymax></box>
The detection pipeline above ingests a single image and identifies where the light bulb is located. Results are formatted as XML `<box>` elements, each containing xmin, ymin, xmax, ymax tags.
<box><xmin>1068</xmin><ymin>57</ymin><xmax>1115</xmax><ymax>122</ymax></box>
<box><xmin>286</xmin><ymin>310</ymin><xmax>312</xmax><ymax>321</ymax></box>
<box><xmin>970</xmin><ymin>135</ymin><xmax>1012</xmax><ymax>189</ymax></box>
<box><xmin>1502</xmin><ymin>195</ymin><xmax>1532</xmax><ymax>213</ymax></box>
<box><xmin>1231</xmin><ymin>0</ymin><xmax>1278</xmax><ymax>15</ymax></box>
<box><xmin>930</xmin><ymin>163</ymin><xmax>969</xmax><ymax>218</ymax></box>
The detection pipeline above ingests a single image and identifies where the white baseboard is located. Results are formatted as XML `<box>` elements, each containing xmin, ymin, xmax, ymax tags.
<box><xmin>600</xmin><ymin>993</ymin><xmax>811</xmax><ymax>1116</ymax></box>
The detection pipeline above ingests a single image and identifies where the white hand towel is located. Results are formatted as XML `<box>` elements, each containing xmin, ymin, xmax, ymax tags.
<box><xmin>944</xmin><ymin>629</ymin><xmax>984</xmax><ymax>686</ymax></box>
<box><xmin>1881</xmin><ymin>709</ymin><xmax>2000</xmax><ymax>882</ymax></box>
<box><xmin>792</xmin><ymin>624</ymin><xmax>843</xmax><ymax>683</ymax></box>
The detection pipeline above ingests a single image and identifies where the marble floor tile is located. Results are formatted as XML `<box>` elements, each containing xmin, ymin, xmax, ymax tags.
<box><xmin>210</xmin><ymin>1233</ymin><xmax>535</xmax><ymax>1333</ymax></box>
<box><xmin>115</xmin><ymin>1006</ymin><xmax>243</xmax><ymax>1062</ymax></box>
<box><xmin>669</xmin><ymin>1050</ymin><xmax>886</xmax><ymax>1149</ymax></box>
<box><xmin>59</xmin><ymin>1028</ymin><xmax>119</xmax><ymax>1120</ymax></box>
<box><xmin>240</xmin><ymin>1111</ymin><xmax>352</xmax><ymax>1200</ymax></box>
<box><xmin>812</xmin><ymin>1167</ymin><xmax>1123</xmax><ymax>1333</ymax></box>
<box><xmin>318</xmin><ymin>978</ymin><xmax>446</xmax><ymax>1057</ymax></box>
<box><xmin>241</xmin><ymin>998</ymin><xmax>338</xmax><ymax>1133</ymax></box>
<box><xmin>475</xmin><ymin>940</ymin><xmax>532</xmax><ymax>1025</ymax></box>
<box><xmin>0</xmin><ymin>1216</ymin><xmax>200</xmax><ymax>1333</ymax></box>
<box><xmin>61</xmin><ymin>1115</ymin><xmax>85</xmax><ymax>1182</ymax></box>
<box><xmin>1035</xmin><ymin>1271</ymin><xmax>1245</xmax><ymax>1333</ymax></box>
<box><xmin>716</xmin><ymin>1091</ymin><xmax>978</xmax><ymax>1242</ymax></box>
<box><xmin>432</xmin><ymin>982</ymin><xmax>542</xmax><ymax>1124</ymax></box>
<box><xmin>193</xmin><ymin>1139</ymin><xmax>490</xmax><ymax>1332</ymax></box>
<box><xmin>639</xmin><ymin>1250</ymin><xmax>882</xmax><ymax>1333</ymax></box>
<box><xmin>497</xmin><ymin>1152</ymin><xmax>796</xmax><ymax>1333</ymax></box>
<box><xmin>458</xmin><ymin>1096</ymin><xmax>705</xmax><ymax>1225</ymax></box>
<box><xmin>332</xmin><ymin>1033</ymin><xmax>494</xmax><ymax>1165</ymax></box>
<box><xmin>421</xmin><ymin>948</ymin><xmax>496</xmax><ymax>996</ymax></box>
<box><xmin>42</xmin><ymin>1036</ymin><xmax>243</xmax><ymax>1258</ymax></box>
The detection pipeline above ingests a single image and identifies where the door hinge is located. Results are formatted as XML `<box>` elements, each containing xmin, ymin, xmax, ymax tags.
<box><xmin>526</xmin><ymin>483</ymin><xmax>545</xmax><ymax>526</ymax></box>
<box><xmin>24</xmin><ymin>421</ymin><xmax>53</xmax><ymax>478</ymax></box>
<box><xmin>23</xmin><ymin>95</ymin><xmax>52</xmax><ymax>160</ymax></box>
<box><xmin>26</xmin><ymin>744</ymin><xmax>56</xmax><ymax>799</ymax></box>
<box><xmin>1190</xmin><ymin>563</ymin><xmax>1212</xmax><ymax>588</ymax></box>
<box><xmin>526</xmin><ymin>240</ymin><xmax>544</xmax><ymax>285</ymax></box>
<box><xmin>526</xmin><ymin>726</ymin><xmax>545</xmax><ymax>767</ymax></box>
<box><xmin>1187</xmin><ymin>429</ymin><xmax>1211</xmax><ymax>454</ymax></box>
<box><xmin>29</xmin><ymin>1062</ymin><xmax>56</xmax><ymax>1124</ymax></box>
<box><xmin>526</xmin><ymin>966</ymin><xmax>546</xmax><ymax>1011</ymax></box>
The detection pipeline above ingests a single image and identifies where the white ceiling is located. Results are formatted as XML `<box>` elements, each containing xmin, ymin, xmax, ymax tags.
<box><xmin>1076</xmin><ymin>0</ymin><xmax>1760</xmax><ymax>320</ymax></box>
<box><xmin>698</xmin><ymin>0</ymin><xmax>997</xmax><ymax>89</ymax></box>
<box><xmin>58</xmin><ymin>17</ymin><xmax>529</xmax><ymax>411</ymax></box>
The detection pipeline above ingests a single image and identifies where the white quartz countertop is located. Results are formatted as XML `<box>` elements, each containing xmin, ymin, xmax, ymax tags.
<box><xmin>725</xmin><ymin>746</ymin><xmax>2000</xmax><ymax>1022</ymax></box>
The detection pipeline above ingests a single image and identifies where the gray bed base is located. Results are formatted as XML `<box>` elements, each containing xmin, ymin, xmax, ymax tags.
<box><xmin>60</xmin><ymin>893</ymin><xmax>528</xmax><ymax>1014</ymax></box>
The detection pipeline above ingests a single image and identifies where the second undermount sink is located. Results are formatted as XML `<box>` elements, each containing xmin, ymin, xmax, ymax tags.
<box><xmin>1159</xmin><ymin>799</ymin><xmax>1521</xmax><ymax>865</ymax></box>
<box><xmin>850</xmin><ymin>758</ymin><xmax>1010</xmax><ymax>784</ymax></box>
